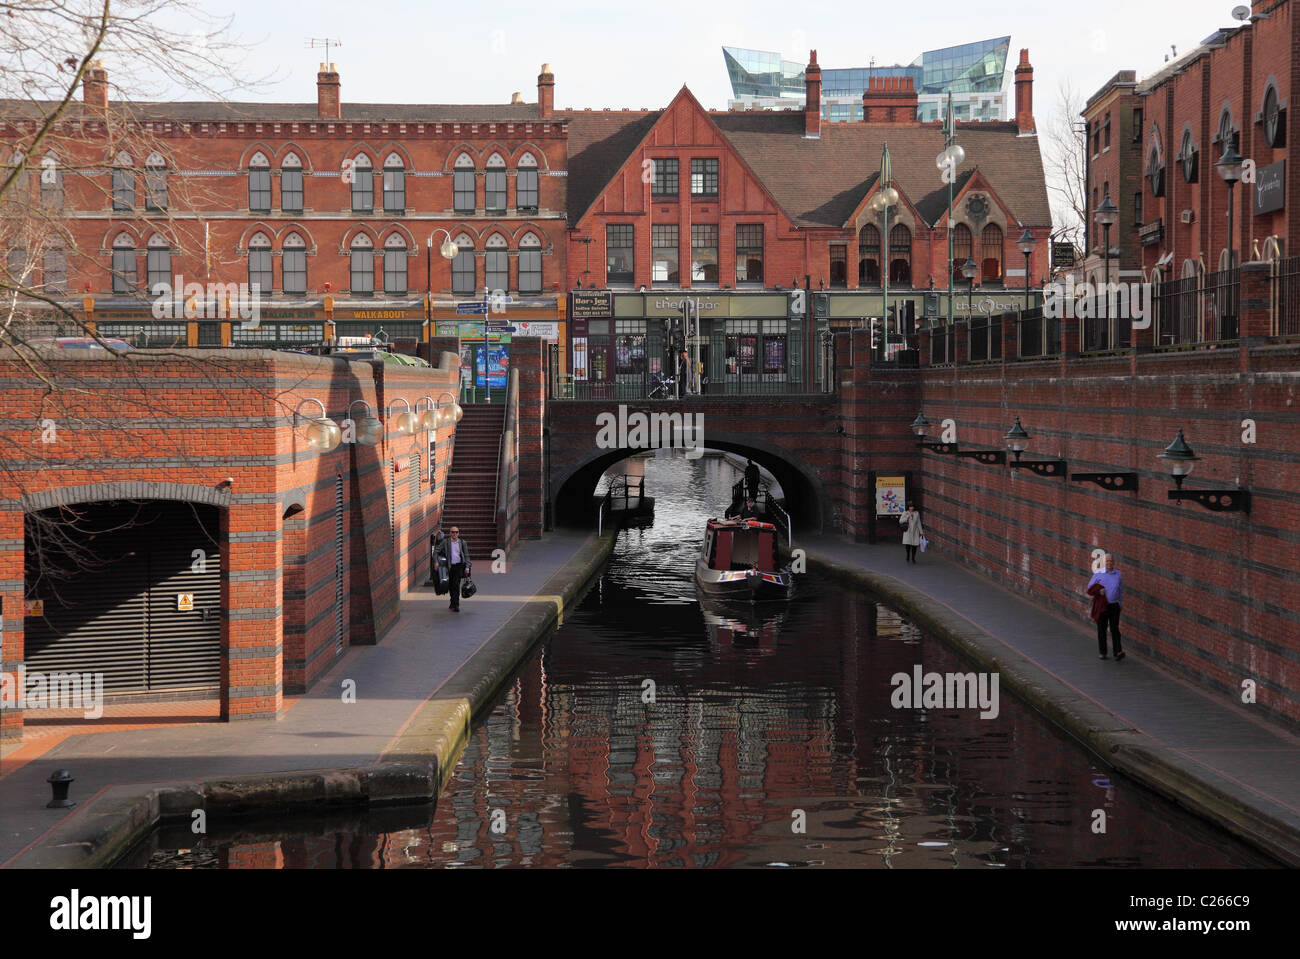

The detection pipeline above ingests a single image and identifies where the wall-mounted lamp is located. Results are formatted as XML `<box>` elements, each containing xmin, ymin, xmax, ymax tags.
<box><xmin>1004</xmin><ymin>417</ymin><xmax>1066</xmax><ymax>476</ymax></box>
<box><xmin>957</xmin><ymin>447</ymin><xmax>1006</xmax><ymax>465</ymax></box>
<box><xmin>387</xmin><ymin>397</ymin><xmax>419</xmax><ymax>436</ymax></box>
<box><xmin>910</xmin><ymin>411</ymin><xmax>957</xmax><ymax>453</ymax></box>
<box><xmin>433</xmin><ymin>391</ymin><xmax>463</xmax><ymax>428</ymax></box>
<box><xmin>1158</xmin><ymin>428</ymin><xmax>1250</xmax><ymax>512</ymax></box>
<box><xmin>294</xmin><ymin>398</ymin><xmax>341</xmax><ymax>452</ymax></box>
<box><xmin>347</xmin><ymin>399</ymin><xmax>385</xmax><ymax>445</ymax></box>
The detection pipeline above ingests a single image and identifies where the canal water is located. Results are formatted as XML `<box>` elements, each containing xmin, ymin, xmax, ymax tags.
<box><xmin>129</xmin><ymin>451</ymin><xmax>1273</xmax><ymax>868</ymax></box>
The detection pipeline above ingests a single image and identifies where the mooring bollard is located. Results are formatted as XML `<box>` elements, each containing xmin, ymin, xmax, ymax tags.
<box><xmin>46</xmin><ymin>769</ymin><xmax>76</xmax><ymax>809</ymax></box>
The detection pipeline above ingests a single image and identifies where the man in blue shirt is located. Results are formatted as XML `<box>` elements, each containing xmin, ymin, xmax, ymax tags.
<box><xmin>1086</xmin><ymin>554</ymin><xmax>1125</xmax><ymax>661</ymax></box>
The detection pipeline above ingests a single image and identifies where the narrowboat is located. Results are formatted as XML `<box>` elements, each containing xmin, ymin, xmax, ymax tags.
<box><xmin>695</xmin><ymin>518</ymin><xmax>794</xmax><ymax>602</ymax></box>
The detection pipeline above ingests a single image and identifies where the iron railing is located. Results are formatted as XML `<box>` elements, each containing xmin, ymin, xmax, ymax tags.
<box><xmin>967</xmin><ymin>314</ymin><xmax>1002</xmax><ymax>362</ymax></box>
<box><xmin>1016</xmin><ymin>307</ymin><xmax>1060</xmax><ymax>358</ymax></box>
<box><xmin>1275</xmin><ymin>256</ymin><xmax>1300</xmax><ymax>336</ymax></box>
<box><xmin>929</xmin><ymin>324</ymin><xmax>952</xmax><ymax>364</ymax></box>
<box><xmin>1155</xmin><ymin>275</ymin><xmax>1200</xmax><ymax>346</ymax></box>
<box><xmin>1202</xmin><ymin>268</ymin><xmax>1239</xmax><ymax>342</ymax></box>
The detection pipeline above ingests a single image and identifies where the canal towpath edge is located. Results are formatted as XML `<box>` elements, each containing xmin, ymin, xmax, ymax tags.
<box><xmin>0</xmin><ymin>528</ymin><xmax>617</xmax><ymax>869</ymax></box>
<box><xmin>803</xmin><ymin>535</ymin><xmax>1300</xmax><ymax>867</ymax></box>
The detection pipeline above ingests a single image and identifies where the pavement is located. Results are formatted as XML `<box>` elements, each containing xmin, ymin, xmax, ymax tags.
<box><xmin>802</xmin><ymin>534</ymin><xmax>1300</xmax><ymax>866</ymax></box>
<box><xmin>0</xmin><ymin>528</ymin><xmax>612</xmax><ymax>868</ymax></box>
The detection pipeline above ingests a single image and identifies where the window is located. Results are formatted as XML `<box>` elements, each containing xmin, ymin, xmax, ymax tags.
<box><xmin>1179</xmin><ymin>130</ymin><xmax>1198</xmax><ymax>183</ymax></box>
<box><xmin>1217</xmin><ymin>108</ymin><xmax>1234</xmax><ymax>150</ymax></box>
<box><xmin>485</xmin><ymin>233</ymin><xmax>508</xmax><ymax>292</ymax></box>
<box><xmin>651</xmin><ymin>224</ymin><xmax>679</xmax><ymax>283</ymax></box>
<box><xmin>651</xmin><ymin>158</ymin><xmax>679</xmax><ymax>197</ymax></box>
<box><xmin>829</xmin><ymin>244</ymin><xmax>847</xmax><ymax>287</ymax></box>
<box><xmin>382</xmin><ymin>153</ymin><xmax>405</xmax><ymax>214</ymax></box>
<box><xmin>858</xmin><ymin>224</ymin><xmax>881</xmax><ymax>285</ymax></box>
<box><xmin>248</xmin><ymin>151</ymin><xmax>271</xmax><ymax>211</ymax></box>
<box><xmin>146</xmin><ymin>235</ymin><xmax>171</xmax><ymax>291</ymax></box>
<box><xmin>606</xmin><ymin>224</ymin><xmax>634</xmax><ymax>284</ymax></box>
<box><xmin>980</xmin><ymin>224</ymin><xmax>1003</xmax><ymax>283</ymax></box>
<box><xmin>1132</xmin><ymin>107</ymin><xmax>1143</xmax><ymax>142</ymax></box>
<box><xmin>1103</xmin><ymin>113</ymin><xmax>1111</xmax><ymax>150</ymax></box>
<box><xmin>451</xmin><ymin>234</ymin><xmax>475</xmax><ymax>294</ymax></box>
<box><xmin>1263</xmin><ymin>85</ymin><xmax>1285</xmax><ymax>148</ymax></box>
<box><xmin>42</xmin><ymin>248</ymin><xmax>66</xmax><ymax>292</ymax></box>
<box><xmin>691</xmin><ymin>224</ymin><xmax>717</xmax><ymax>282</ymax></box>
<box><xmin>615</xmin><ymin>319</ymin><xmax>646</xmax><ymax>375</ymax></box>
<box><xmin>350</xmin><ymin>154</ymin><xmax>373</xmax><ymax>212</ymax></box>
<box><xmin>518</xmin><ymin>232</ymin><xmax>542</xmax><ymax>293</ymax></box>
<box><xmin>889</xmin><ymin>224</ymin><xmax>911</xmax><ymax>286</ymax></box>
<box><xmin>281</xmin><ymin>152</ymin><xmax>304</xmax><ymax>213</ymax></box>
<box><xmin>111</xmin><ymin>233</ymin><xmax>136</xmax><ymax>293</ymax></box>
<box><xmin>1146</xmin><ymin>145</ymin><xmax>1165</xmax><ymax>197</ymax></box>
<box><xmin>350</xmin><ymin>234</ymin><xmax>374</xmax><ymax>294</ymax></box>
<box><xmin>383</xmin><ymin>234</ymin><xmax>407</xmax><ymax>293</ymax></box>
<box><xmin>40</xmin><ymin>154</ymin><xmax>63</xmax><ymax>211</ymax></box>
<box><xmin>690</xmin><ymin>158</ymin><xmax>718</xmax><ymax>197</ymax></box>
<box><xmin>485</xmin><ymin>153</ymin><xmax>506</xmax><ymax>214</ymax></box>
<box><xmin>516</xmin><ymin>152</ymin><xmax>539</xmax><ymax>211</ymax></box>
<box><xmin>248</xmin><ymin>232</ymin><xmax>272</xmax><ymax>292</ymax></box>
<box><xmin>1133</xmin><ymin>191</ymin><xmax>1142</xmax><ymax>226</ymax></box>
<box><xmin>952</xmin><ymin>223</ymin><xmax>972</xmax><ymax>283</ymax></box>
<box><xmin>112</xmin><ymin>154</ymin><xmax>134</xmax><ymax>212</ymax></box>
<box><xmin>144</xmin><ymin>152</ymin><xmax>167</xmax><ymax>211</ymax></box>
<box><xmin>7</xmin><ymin>249</ymin><xmax>28</xmax><ymax>285</ymax></box>
<box><xmin>282</xmin><ymin>232</ymin><xmax>307</xmax><ymax>294</ymax></box>
<box><xmin>736</xmin><ymin>224</ymin><xmax>763</xmax><ymax>283</ymax></box>
<box><xmin>454</xmin><ymin>153</ymin><xmax>475</xmax><ymax>213</ymax></box>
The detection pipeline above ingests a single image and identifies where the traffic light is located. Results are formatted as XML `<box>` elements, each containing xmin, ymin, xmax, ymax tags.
<box><xmin>887</xmin><ymin>303</ymin><xmax>898</xmax><ymax>335</ymax></box>
<box><xmin>870</xmin><ymin>317</ymin><xmax>881</xmax><ymax>352</ymax></box>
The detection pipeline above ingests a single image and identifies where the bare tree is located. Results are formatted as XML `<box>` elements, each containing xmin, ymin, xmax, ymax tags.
<box><xmin>1043</xmin><ymin>79</ymin><xmax>1088</xmax><ymax>261</ymax></box>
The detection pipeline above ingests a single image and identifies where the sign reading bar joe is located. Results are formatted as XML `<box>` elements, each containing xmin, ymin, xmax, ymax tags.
<box><xmin>570</xmin><ymin>290</ymin><xmax>613</xmax><ymax>318</ymax></box>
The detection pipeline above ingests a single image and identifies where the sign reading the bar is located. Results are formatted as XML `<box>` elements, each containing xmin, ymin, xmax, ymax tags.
<box><xmin>1253</xmin><ymin>160</ymin><xmax>1285</xmax><ymax>216</ymax></box>
<box><xmin>570</xmin><ymin>290</ymin><xmax>613</xmax><ymax>318</ymax></box>
<box><xmin>875</xmin><ymin>476</ymin><xmax>907</xmax><ymax>517</ymax></box>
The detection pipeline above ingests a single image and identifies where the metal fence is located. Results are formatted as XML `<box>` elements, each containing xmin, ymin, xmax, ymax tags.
<box><xmin>1273</xmin><ymin>256</ymin><xmax>1300</xmax><ymax>336</ymax></box>
<box><xmin>1154</xmin><ymin>270</ymin><xmax>1239</xmax><ymax>345</ymax></box>
<box><xmin>1016</xmin><ymin>307</ymin><xmax>1060</xmax><ymax>358</ymax></box>
<box><xmin>1155</xmin><ymin>275</ymin><xmax>1199</xmax><ymax>346</ymax></box>
<box><xmin>929</xmin><ymin>324</ymin><xmax>952</xmax><ymax>364</ymax></box>
<box><xmin>1201</xmin><ymin>268</ymin><xmax>1239</xmax><ymax>342</ymax></box>
<box><xmin>968</xmin><ymin>315</ymin><xmax>1002</xmax><ymax>362</ymax></box>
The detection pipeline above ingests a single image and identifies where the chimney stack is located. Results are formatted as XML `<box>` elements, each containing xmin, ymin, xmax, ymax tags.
<box><xmin>82</xmin><ymin>60</ymin><xmax>108</xmax><ymax>110</ymax></box>
<box><xmin>804</xmin><ymin>50</ymin><xmax>821</xmax><ymax>138</ymax></box>
<box><xmin>1014</xmin><ymin>49</ymin><xmax>1035</xmax><ymax>134</ymax></box>
<box><xmin>538</xmin><ymin>63</ymin><xmax>554</xmax><ymax>119</ymax></box>
<box><xmin>511</xmin><ymin>92</ymin><xmax>523</xmax><ymax>104</ymax></box>
<box><xmin>317</xmin><ymin>62</ymin><xmax>341</xmax><ymax>120</ymax></box>
<box><xmin>862</xmin><ymin>75</ymin><xmax>919</xmax><ymax>123</ymax></box>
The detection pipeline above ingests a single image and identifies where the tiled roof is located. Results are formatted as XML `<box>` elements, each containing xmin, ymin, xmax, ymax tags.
<box><xmin>560</xmin><ymin>109</ymin><xmax>661</xmax><ymax>224</ymax></box>
<box><xmin>0</xmin><ymin>99</ymin><xmax>551</xmax><ymax>124</ymax></box>
<box><xmin>712</xmin><ymin>112</ymin><xmax>1051</xmax><ymax>228</ymax></box>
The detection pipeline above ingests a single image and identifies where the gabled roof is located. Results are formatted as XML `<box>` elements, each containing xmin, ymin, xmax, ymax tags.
<box><xmin>712</xmin><ymin>112</ymin><xmax>1050</xmax><ymax>228</ymax></box>
<box><xmin>559</xmin><ymin>109</ymin><xmax>661</xmax><ymax>224</ymax></box>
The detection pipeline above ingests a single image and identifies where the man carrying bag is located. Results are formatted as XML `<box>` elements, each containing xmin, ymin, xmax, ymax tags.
<box><xmin>434</xmin><ymin>526</ymin><xmax>472</xmax><ymax>612</ymax></box>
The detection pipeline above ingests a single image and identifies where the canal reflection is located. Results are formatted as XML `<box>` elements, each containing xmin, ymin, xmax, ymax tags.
<box><xmin>137</xmin><ymin>450</ymin><xmax>1275</xmax><ymax>868</ymax></box>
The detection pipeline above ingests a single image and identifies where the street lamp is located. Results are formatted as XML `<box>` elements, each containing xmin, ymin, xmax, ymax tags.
<box><xmin>937</xmin><ymin>92</ymin><xmax>965</xmax><ymax>337</ymax></box>
<box><xmin>426</xmin><ymin>228</ymin><xmax>460</xmax><ymax>317</ymax></box>
<box><xmin>1093</xmin><ymin>193</ymin><xmax>1118</xmax><ymax>349</ymax></box>
<box><xmin>1017</xmin><ymin>229</ymin><xmax>1037</xmax><ymax>311</ymax></box>
<box><xmin>869</xmin><ymin>143</ymin><xmax>899</xmax><ymax>358</ymax></box>
<box><xmin>961</xmin><ymin>257</ymin><xmax>977</xmax><ymax>319</ymax></box>
<box><xmin>1216</xmin><ymin>135</ymin><xmax>1244</xmax><ymax>336</ymax></box>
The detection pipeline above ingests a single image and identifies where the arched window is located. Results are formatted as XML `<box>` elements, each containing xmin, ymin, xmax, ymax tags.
<box><xmin>1262</xmin><ymin>85</ymin><xmax>1285</xmax><ymax>149</ymax></box>
<box><xmin>248</xmin><ymin>232</ymin><xmax>272</xmax><ymax>293</ymax></box>
<box><xmin>146</xmin><ymin>234</ymin><xmax>171</xmax><ymax>291</ymax></box>
<box><xmin>518</xmin><ymin>231</ymin><xmax>542</xmax><ymax>293</ymax></box>
<box><xmin>1217</xmin><ymin>108</ymin><xmax>1234</xmax><ymax>153</ymax></box>
<box><xmin>144</xmin><ymin>152</ymin><xmax>168</xmax><ymax>211</ymax></box>
<box><xmin>451</xmin><ymin>233</ymin><xmax>475</xmax><ymax>294</ymax></box>
<box><xmin>858</xmin><ymin>224</ymin><xmax>881</xmax><ymax>285</ymax></box>
<box><xmin>517</xmin><ymin>152</ymin><xmax>539</xmax><ymax>212</ymax></box>
<box><xmin>952</xmin><ymin>223</ymin><xmax>972</xmax><ymax>284</ymax></box>
<box><xmin>383</xmin><ymin>234</ymin><xmax>408</xmax><ymax>293</ymax></box>
<box><xmin>454</xmin><ymin>153</ymin><xmax>475</xmax><ymax>213</ymax></box>
<box><xmin>350</xmin><ymin>154</ymin><xmax>373</xmax><ymax>213</ymax></box>
<box><xmin>1178</xmin><ymin>129</ymin><xmax>1198</xmax><ymax>183</ymax></box>
<box><xmin>382</xmin><ymin>152</ymin><xmax>405</xmax><ymax>214</ymax></box>
<box><xmin>980</xmin><ymin>224</ymin><xmax>1003</xmax><ymax>283</ymax></box>
<box><xmin>889</xmin><ymin>224</ymin><xmax>912</xmax><ymax>286</ymax></box>
<box><xmin>248</xmin><ymin>151</ymin><xmax>271</xmax><ymax>212</ymax></box>
<box><xmin>282</xmin><ymin>232</ymin><xmax>307</xmax><ymax>294</ymax></box>
<box><xmin>281</xmin><ymin>152</ymin><xmax>304</xmax><ymax>213</ymax></box>
<box><xmin>111</xmin><ymin>233</ymin><xmax>136</xmax><ymax>293</ymax></box>
<box><xmin>40</xmin><ymin>153</ymin><xmax>63</xmax><ymax>211</ymax></box>
<box><xmin>112</xmin><ymin>152</ymin><xmax>134</xmax><ymax>212</ymax></box>
<box><xmin>350</xmin><ymin>234</ymin><xmax>374</xmax><ymax>295</ymax></box>
<box><xmin>485</xmin><ymin>233</ymin><xmax>508</xmax><ymax>292</ymax></box>
<box><xmin>1146</xmin><ymin>144</ymin><xmax>1165</xmax><ymax>197</ymax></box>
<box><xmin>485</xmin><ymin>153</ymin><xmax>506</xmax><ymax>214</ymax></box>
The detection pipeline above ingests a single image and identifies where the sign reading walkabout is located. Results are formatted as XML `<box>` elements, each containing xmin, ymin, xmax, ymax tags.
<box><xmin>570</xmin><ymin>290</ymin><xmax>612</xmax><ymax>318</ymax></box>
<box><xmin>1253</xmin><ymin>160</ymin><xmax>1285</xmax><ymax>215</ymax></box>
<box><xmin>875</xmin><ymin>475</ymin><xmax>906</xmax><ymax>516</ymax></box>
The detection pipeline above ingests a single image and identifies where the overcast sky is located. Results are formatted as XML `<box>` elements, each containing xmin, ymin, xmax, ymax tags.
<box><xmin>206</xmin><ymin>0</ymin><xmax>1246</xmax><ymax>116</ymax></box>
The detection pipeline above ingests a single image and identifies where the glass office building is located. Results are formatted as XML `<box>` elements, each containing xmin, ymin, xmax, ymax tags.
<box><xmin>724</xmin><ymin>37</ymin><xmax>1011</xmax><ymax>123</ymax></box>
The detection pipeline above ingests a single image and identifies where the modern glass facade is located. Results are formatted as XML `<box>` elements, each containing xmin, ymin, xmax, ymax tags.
<box><xmin>724</xmin><ymin>37</ymin><xmax>1011</xmax><ymax>123</ymax></box>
